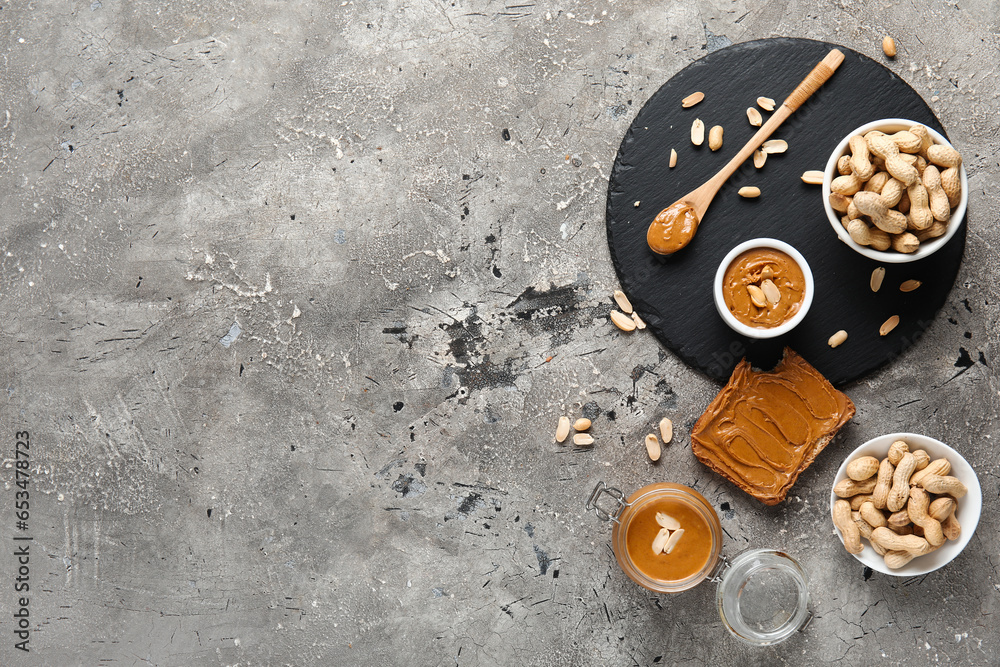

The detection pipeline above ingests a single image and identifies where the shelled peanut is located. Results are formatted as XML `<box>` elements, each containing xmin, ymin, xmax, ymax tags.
<box><xmin>830</xmin><ymin>125</ymin><xmax>963</xmax><ymax>254</ymax></box>
<box><xmin>833</xmin><ymin>440</ymin><xmax>967</xmax><ymax>569</ymax></box>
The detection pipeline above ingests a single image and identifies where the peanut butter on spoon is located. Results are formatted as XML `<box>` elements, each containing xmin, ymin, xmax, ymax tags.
<box><xmin>645</xmin><ymin>49</ymin><xmax>844</xmax><ymax>256</ymax></box>
<box><xmin>647</xmin><ymin>201</ymin><xmax>700</xmax><ymax>256</ymax></box>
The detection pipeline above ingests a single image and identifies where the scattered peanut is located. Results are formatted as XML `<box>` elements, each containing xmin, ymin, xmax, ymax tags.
<box><xmin>879</xmin><ymin>315</ymin><xmax>899</xmax><ymax>336</ymax></box>
<box><xmin>681</xmin><ymin>91</ymin><xmax>705</xmax><ymax>108</ymax></box>
<box><xmin>882</xmin><ymin>36</ymin><xmax>897</xmax><ymax>58</ymax></box>
<box><xmin>870</xmin><ymin>266</ymin><xmax>886</xmax><ymax>292</ymax></box>
<box><xmin>669</xmin><ymin>148</ymin><xmax>678</xmax><ymax>168</ymax></box>
<box><xmin>709</xmin><ymin>125</ymin><xmax>724</xmax><ymax>151</ymax></box>
<box><xmin>738</xmin><ymin>186</ymin><xmax>761</xmax><ymax>198</ymax></box>
<box><xmin>573</xmin><ymin>418</ymin><xmax>591</xmax><ymax>431</ymax></box>
<box><xmin>801</xmin><ymin>170</ymin><xmax>824</xmax><ymax>184</ymax></box>
<box><xmin>573</xmin><ymin>433</ymin><xmax>594</xmax><ymax>446</ymax></box>
<box><xmin>899</xmin><ymin>279</ymin><xmax>921</xmax><ymax>293</ymax></box>
<box><xmin>753</xmin><ymin>149</ymin><xmax>767</xmax><ymax>169</ymax></box>
<box><xmin>631</xmin><ymin>312</ymin><xmax>647</xmax><ymax>330</ymax></box>
<box><xmin>828</xmin><ymin>329</ymin><xmax>848</xmax><ymax>348</ymax></box>
<box><xmin>555</xmin><ymin>416</ymin><xmax>570</xmax><ymax>443</ymax></box>
<box><xmin>645</xmin><ymin>433</ymin><xmax>661</xmax><ymax>462</ymax></box>
<box><xmin>691</xmin><ymin>118</ymin><xmax>705</xmax><ymax>146</ymax></box>
<box><xmin>658</xmin><ymin>418</ymin><xmax>673</xmax><ymax>445</ymax></box>
<box><xmin>747</xmin><ymin>107</ymin><xmax>762</xmax><ymax>127</ymax></box>
<box><xmin>613</xmin><ymin>290</ymin><xmax>633</xmax><ymax>314</ymax></box>
<box><xmin>761</xmin><ymin>139</ymin><xmax>787</xmax><ymax>154</ymax></box>
<box><xmin>610</xmin><ymin>310</ymin><xmax>636</xmax><ymax>332</ymax></box>
<box><xmin>757</xmin><ymin>96</ymin><xmax>776</xmax><ymax>111</ymax></box>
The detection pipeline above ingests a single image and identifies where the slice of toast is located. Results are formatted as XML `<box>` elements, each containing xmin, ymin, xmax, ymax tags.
<box><xmin>691</xmin><ymin>348</ymin><xmax>855</xmax><ymax>505</ymax></box>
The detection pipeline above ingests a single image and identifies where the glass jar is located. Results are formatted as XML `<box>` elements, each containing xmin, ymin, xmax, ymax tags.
<box><xmin>587</xmin><ymin>481</ymin><xmax>811</xmax><ymax>645</ymax></box>
<box><xmin>588</xmin><ymin>482</ymin><xmax>723</xmax><ymax>593</ymax></box>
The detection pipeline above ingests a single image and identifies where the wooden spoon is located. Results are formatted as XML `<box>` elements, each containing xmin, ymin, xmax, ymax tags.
<box><xmin>647</xmin><ymin>48</ymin><xmax>845</xmax><ymax>255</ymax></box>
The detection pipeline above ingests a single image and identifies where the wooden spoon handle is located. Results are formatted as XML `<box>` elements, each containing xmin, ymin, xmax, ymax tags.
<box><xmin>782</xmin><ymin>49</ymin><xmax>845</xmax><ymax>111</ymax></box>
<box><xmin>702</xmin><ymin>49</ymin><xmax>845</xmax><ymax>196</ymax></box>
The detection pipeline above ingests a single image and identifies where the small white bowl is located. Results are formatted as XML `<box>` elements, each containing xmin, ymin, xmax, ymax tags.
<box><xmin>830</xmin><ymin>432</ymin><xmax>982</xmax><ymax>577</ymax></box>
<box><xmin>823</xmin><ymin>118</ymin><xmax>967</xmax><ymax>263</ymax></box>
<box><xmin>713</xmin><ymin>238</ymin><xmax>814</xmax><ymax>339</ymax></box>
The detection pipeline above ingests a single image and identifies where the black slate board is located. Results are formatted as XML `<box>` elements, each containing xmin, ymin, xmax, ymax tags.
<box><xmin>606</xmin><ymin>38</ymin><xmax>966</xmax><ymax>386</ymax></box>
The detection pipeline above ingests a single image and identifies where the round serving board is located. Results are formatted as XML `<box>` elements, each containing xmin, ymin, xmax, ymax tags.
<box><xmin>606</xmin><ymin>38</ymin><xmax>966</xmax><ymax>386</ymax></box>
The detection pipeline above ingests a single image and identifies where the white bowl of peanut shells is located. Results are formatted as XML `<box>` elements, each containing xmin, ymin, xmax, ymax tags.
<box><xmin>823</xmin><ymin>119</ymin><xmax>968</xmax><ymax>263</ymax></box>
<box><xmin>830</xmin><ymin>433</ymin><xmax>982</xmax><ymax>576</ymax></box>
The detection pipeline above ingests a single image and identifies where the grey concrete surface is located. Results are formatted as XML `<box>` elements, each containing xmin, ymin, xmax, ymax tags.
<box><xmin>1</xmin><ymin>1</ymin><xmax>999</xmax><ymax>665</ymax></box>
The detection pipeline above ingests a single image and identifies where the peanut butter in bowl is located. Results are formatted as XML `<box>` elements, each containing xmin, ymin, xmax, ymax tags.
<box><xmin>713</xmin><ymin>238</ymin><xmax>814</xmax><ymax>339</ymax></box>
<box><xmin>722</xmin><ymin>247</ymin><xmax>806</xmax><ymax>328</ymax></box>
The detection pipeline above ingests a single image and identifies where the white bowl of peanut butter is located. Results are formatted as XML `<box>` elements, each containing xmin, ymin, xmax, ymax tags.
<box><xmin>822</xmin><ymin>119</ymin><xmax>967</xmax><ymax>263</ymax></box>
<box><xmin>713</xmin><ymin>238</ymin><xmax>814</xmax><ymax>339</ymax></box>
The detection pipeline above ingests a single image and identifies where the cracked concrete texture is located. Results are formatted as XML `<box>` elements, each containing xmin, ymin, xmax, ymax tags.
<box><xmin>1</xmin><ymin>0</ymin><xmax>998</xmax><ymax>665</ymax></box>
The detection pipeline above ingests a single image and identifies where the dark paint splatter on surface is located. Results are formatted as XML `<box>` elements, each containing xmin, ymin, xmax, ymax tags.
<box><xmin>863</xmin><ymin>566</ymin><xmax>873</xmax><ymax>581</ymax></box>
<box><xmin>955</xmin><ymin>348</ymin><xmax>974</xmax><ymax>368</ymax></box>
<box><xmin>523</xmin><ymin>522</ymin><xmax>534</xmax><ymax>538</ymax></box>
<box><xmin>533</xmin><ymin>545</ymin><xmax>551</xmax><ymax>575</ymax></box>
<box><xmin>391</xmin><ymin>474</ymin><xmax>426</xmax><ymax>498</ymax></box>
<box><xmin>414</xmin><ymin>463</ymin><xmax>427</xmax><ymax>477</ymax></box>
<box><xmin>393</xmin><ymin>401</ymin><xmax>404</xmax><ymax>412</ymax></box>
<box><xmin>501</xmin><ymin>128</ymin><xmax>511</xmax><ymax>141</ymax></box>
<box><xmin>458</xmin><ymin>492</ymin><xmax>482</xmax><ymax>515</ymax></box>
